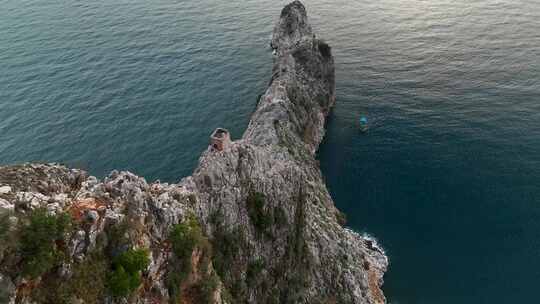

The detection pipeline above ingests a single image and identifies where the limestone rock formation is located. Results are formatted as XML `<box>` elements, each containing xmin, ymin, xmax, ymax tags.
<box><xmin>0</xmin><ymin>1</ymin><xmax>387</xmax><ymax>303</ymax></box>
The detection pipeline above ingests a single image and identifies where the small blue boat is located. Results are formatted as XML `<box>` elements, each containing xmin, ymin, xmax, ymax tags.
<box><xmin>359</xmin><ymin>116</ymin><xmax>368</xmax><ymax>132</ymax></box>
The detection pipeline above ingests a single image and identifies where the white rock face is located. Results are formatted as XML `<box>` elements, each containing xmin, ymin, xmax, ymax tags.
<box><xmin>0</xmin><ymin>186</ymin><xmax>11</xmax><ymax>194</ymax></box>
<box><xmin>0</xmin><ymin>198</ymin><xmax>13</xmax><ymax>212</ymax></box>
<box><xmin>187</xmin><ymin>2</ymin><xmax>387</xmax><ymax>303</ymax></box>
<box><xmin>0</xmin><ymin>165</ymin><xmax>200</xmax><ymax>304</ymax></box>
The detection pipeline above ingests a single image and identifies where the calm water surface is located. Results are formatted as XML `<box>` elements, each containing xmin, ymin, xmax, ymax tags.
<box><xmin>1</xmin><ymin>1</ymin><xmax>540</xmax><ymax>303</ymax></box>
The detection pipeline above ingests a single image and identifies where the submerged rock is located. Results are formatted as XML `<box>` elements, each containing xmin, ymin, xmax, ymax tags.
<box><xmin>0</xmin><ymin>1</ymin><xmax>387</xmax><ymax>303</ymax></box>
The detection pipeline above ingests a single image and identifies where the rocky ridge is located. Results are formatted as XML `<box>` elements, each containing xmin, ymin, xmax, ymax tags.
<box><xmin>0</xmin><ymin>2</ymin><xmax>387</xmax><ymax>303</ymax></box>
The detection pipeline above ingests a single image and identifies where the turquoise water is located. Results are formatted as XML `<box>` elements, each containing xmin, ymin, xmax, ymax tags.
<box><xmin>1</xmin><ymin>0</ymin><xmax>540</xmax><ymax>303</ymax></box>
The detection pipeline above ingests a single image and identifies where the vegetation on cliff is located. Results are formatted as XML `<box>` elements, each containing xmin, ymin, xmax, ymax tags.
<box><xmin>167</xmin><ymin>216</ymin><xmax>218</xmax><ymax>304</ymax></box>
<box><xmin>107</xmin><ymin>249</ymin><xmax>150</xmax><ymax>297</ymax></box>
<box><xmin>19</xmin><ymin>209</ymin><xmax>72</xmax><ymax>279</ymax></box>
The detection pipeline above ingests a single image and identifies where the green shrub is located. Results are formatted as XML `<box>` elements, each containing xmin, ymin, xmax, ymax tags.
<box><xmin>209</xmin><ymin>225</ymin><xmax>248</xmax><ymax>302</ymax></box>
<box><xmin>274</xmin><ymin>206</ymin><xmax>288</xmax><ymax>227</ymax></box>
<box><xmin>166</xmin><ymin>271</ymin><xmax>183</xmax><ymax>304</ymax></box>
<box><xmin>246</xmin><ymin>258</ymin><xmax>265</xmax><ymax>286</ymax></box>
<box><xmin>30</xmin><ymin>250</ymin><xmax>108</xmax><ymax>304</ymax></box>
<box><xmin>0</xmin><ymin>212</ymin><xmax>10</xmax><ymax>240</ymax></box>
<box><xmin>114</xmin><ymin>248</ymin><xmax>150</xmax><ymax>274</ymax></box>
<box><xmin>211</xmin><ymin>226</ymin><xmax>245</xmax><ymax>279</ymax></box>
<box><xmin>170</xmin><ymin>217</ymin><xmax>204</xmax><ymax>261</ymax></box>
<box><xmin>208</xmin><ymin>209</ymin><xmax>224</xmax><ymax>226</ymax></box>
<box><xmin>246</xmin><ymin>192</ymin><xmax>273</xmax><ymax>234</ymax></box>
<box><xmin>267</xmin><ymin>289</ymin><xmax>280</xmax><ymax>304</ymax></box>
<box><xmin>169</xmin><ymin>216</ymin><xmax>209</xmax><ymax>280</ymax></box>
<box><xmin>107</xmin><ymin>249</ymin><xmax>149</xmax><ymax>297</ymax></box>
<box><xmin>19</xmin><ymin>209</ymin><xmax>72</xmax><ymax>278</ymax></box>
<box><xmin>105</xmin><ymin>220</ymin><xmax>130</xmax><ymax>254</ymax></box>
<box><xmin>0</xmin><ymin>211</ymin><xmax>13</xmax><ymax>255</ymax></box>
<box><xmin>0</xmin><ymin>273</ymin><xmax>12</xmax><ymax>304</ymax></box>
<box><xmin>167</xmin><ymin>217</ymin><xmax>212</xmax><ymax>303</ymax></box>
<box><xmin>195</xmin><ymin>273</ymin><xmax>219</xmax><ymax>304</ymax></box>
<box><xmin>107</xmin><ymin>266</ymin><xmax>134</xmax><ymax>297</ymax></box>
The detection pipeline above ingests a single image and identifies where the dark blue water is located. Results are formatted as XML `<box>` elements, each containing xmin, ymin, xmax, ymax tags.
<box><xmin>1</xmin><ymin>1</ymin><xmax>540</xmax><ymax>303</ymax></box>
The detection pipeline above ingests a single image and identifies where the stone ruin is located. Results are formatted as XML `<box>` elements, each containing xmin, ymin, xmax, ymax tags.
<box><xmin>210</xmin><ymin>128</ymin><xmax>231</xmax><ymax>151</ymax></box>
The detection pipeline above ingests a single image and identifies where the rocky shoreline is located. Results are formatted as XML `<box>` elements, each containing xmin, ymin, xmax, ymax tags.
<box><xmin>0</xmin><ymin>1</ymin><xmax>387</xmax><ymax>303</ymax></box>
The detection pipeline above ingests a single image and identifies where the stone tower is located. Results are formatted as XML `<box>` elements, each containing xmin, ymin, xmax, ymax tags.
<box><xmin>210</xmin><ymin>128</ymin><xmax>231</xmax><ymax>151</ymax></box>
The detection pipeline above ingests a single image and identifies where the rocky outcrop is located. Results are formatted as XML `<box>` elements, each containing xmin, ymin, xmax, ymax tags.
<box><xmin>0</xmin><ymin>1</ymin><xmax>387</xmax><ymax>304</ymax></box>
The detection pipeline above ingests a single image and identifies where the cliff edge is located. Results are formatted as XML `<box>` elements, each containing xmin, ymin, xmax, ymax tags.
<box><xmin>0</xmin><ymin>2</ymin><xmax>387</xmax><ymax>303</ymax></box>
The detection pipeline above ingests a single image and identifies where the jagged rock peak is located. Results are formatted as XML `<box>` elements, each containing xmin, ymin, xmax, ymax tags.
<box><xmin>245</xmin><ymin>1</ymin><xmax>335</xmax><ymax>154</ymax></box>
<box><xmin>271</xmin><ymin>1</ymin><xmax>313</xmax><ymax>50</ymax></box>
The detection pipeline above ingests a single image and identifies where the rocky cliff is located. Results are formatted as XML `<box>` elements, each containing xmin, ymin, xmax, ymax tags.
<box><xmin>0</xmin><ymin>2</ymin><xmax>387</xmax><ymax>304</ymax></box>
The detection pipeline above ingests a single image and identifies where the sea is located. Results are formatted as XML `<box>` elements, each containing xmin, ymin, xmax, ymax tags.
<box><xmin>1</xmin><ymin>0</ymin><xmax>539</xmax><ymax>303</ymax></box>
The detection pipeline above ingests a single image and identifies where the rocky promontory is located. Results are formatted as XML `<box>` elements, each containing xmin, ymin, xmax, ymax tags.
<box><xmin>0</xmin><ymin>2</ymin><xmax>387</xmax><ymax>303</ymax></box>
